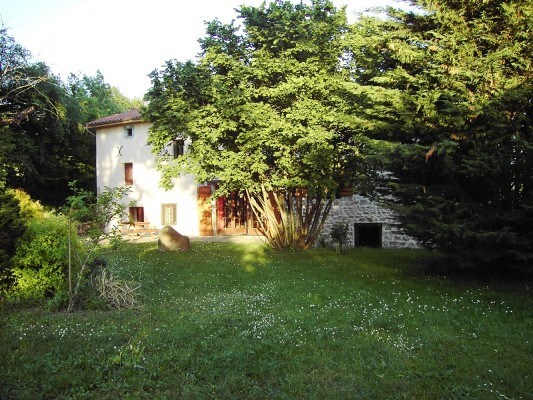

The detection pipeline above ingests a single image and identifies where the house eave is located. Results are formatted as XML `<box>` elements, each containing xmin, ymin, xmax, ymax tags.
<box><xmin>86</xmin><ymin>118</ymin><xmax>145</xmax><ymax>130</ymax></box>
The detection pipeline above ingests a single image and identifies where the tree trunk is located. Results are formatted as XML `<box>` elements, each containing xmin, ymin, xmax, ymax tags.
<box><xmin>247</xmin><ymin>185</ymin><xmax>332</xmax><ymax>250</ymax></box>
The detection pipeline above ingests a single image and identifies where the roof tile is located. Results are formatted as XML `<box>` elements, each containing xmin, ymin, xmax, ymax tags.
<box><xmin>87</xmin><ymin>108</ymin><xmax>142</xmax><ymax>127</ymax></box>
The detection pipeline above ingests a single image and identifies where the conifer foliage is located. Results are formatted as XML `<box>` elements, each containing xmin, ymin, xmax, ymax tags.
<box><xmin>349</xmin><ymin>0</ymin><xmax>532</xmax><ymax>269</ymax></box>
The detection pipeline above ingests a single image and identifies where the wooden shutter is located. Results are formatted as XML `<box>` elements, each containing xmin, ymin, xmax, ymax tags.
<box><xmin>197</xmin><ymin>186</ymin><xmax>213</xmax><ymax>236</ymax></box>
<box><xmin>124</xmin><ymin>163</ymin><xmax>133</xmax><ymax>186</ymax></box>
<box><xmin>129</xmin><ymin>206</ymin><xmax>144</xmax><ymax>222</ymax></box>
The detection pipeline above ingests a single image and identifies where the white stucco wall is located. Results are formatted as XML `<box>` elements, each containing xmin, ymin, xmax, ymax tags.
<box><xmin>95</xmin><ymin>121</ymin><xmax>200</xmax><ymax>235</ymax></box>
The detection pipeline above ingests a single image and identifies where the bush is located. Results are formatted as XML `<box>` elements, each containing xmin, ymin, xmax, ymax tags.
<box><xmin>91</xmin><ymin>266</ymin><xmax>141</xmax><ymax>310</ymax></box>
<box><xmin>0</xmin><ymin>188</ymin><xmax>25</xmax><ymax>288</ymax></box>
<box><xmin>9</xmin><ymin>213</ymin><xmax>83</xmax><ymax>305</ymax></box>
<box><xmin>9</xmin><ymin>188</ymin><xmax>46</xmax><ymax>222</ymax></box>
<box><xmin>330</xmin><ymin>221</ymin><xmax>349</xmax><ymax>254</ymax></box>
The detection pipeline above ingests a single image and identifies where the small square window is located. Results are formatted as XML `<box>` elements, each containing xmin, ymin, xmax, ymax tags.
<box><xmin>124</xmin><ymin>126</ymin><xmax>134</xmax><ymax>138</ymax></box>
<box><xmin>173</xmin><ymin>140</ymin><xmax>184</xmax><ymax>159</ymax></box>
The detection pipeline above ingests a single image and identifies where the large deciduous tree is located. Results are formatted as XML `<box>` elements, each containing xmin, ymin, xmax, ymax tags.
<box><xmin>67</xmin><ymin>70</ymin><xmax>143</xmax><ymax>123</ymax></box>
<box><xmin>348</xmin><ymin>0</ymin><xmax>532</xmax><ymax>270</ymax></box>
<box><xmin>145</xmin><ymin>0</ymin><xmax>368</xmax><ymax>249</ymax></box>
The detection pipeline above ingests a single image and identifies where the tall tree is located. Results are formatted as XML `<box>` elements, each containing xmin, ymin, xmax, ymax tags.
<box><xmin>145</xmin><ymin>0</ymin><xmax>367</xmax><ymax>249</ymax></box>
<box><xmin>1</xmin><ymin>29</ymin><xmax>141</xmax><ymax>205</ymax></box>
<box><xmin>68</xmin><ymin>71</ymin><xmax>142</xmax><ymax>123</ymax></box>
<box><xmin>347</xmin><ymin>1</ymin><xmax>532</xmax><ymax>269</ymax></box>
<box><xmin>0</xmin><ymin>29</ymin><xmax>93</xmax><ymax>204</ymax></box>
<box><xmin>1</xmin><ymin>60</ymin><xmax>95</xmax><ymax>205</ymax></box>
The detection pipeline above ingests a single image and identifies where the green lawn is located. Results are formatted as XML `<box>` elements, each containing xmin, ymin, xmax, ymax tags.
<box><xmin>1</xmin><ymin>242</ymin><xmax>532</xmax><ymax>399</ymax></box>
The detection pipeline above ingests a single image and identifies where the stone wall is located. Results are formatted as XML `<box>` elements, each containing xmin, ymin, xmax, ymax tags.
<box><xmin>321</xmin><ymin>195</ymin><xmax>419</xmax><ymax>249</ymax></box>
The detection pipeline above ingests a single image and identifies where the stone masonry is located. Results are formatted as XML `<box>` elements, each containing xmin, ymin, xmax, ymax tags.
<box><xmin>321</xmin><ymin>195</ymin><xmax>419</xmax><ymax>249</ymax></box>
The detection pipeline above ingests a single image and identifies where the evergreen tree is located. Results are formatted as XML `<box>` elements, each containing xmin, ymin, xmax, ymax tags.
<box><xmin>348</xmin><ymin>0</ymin><xmax>532</xmax><ymax>270</ymax></box>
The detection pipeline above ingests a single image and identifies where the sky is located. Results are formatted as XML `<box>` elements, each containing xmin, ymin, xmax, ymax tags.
<box><xmin>2</xmin><ymin>0</ymin><xmax>410</xmax><ymax>99</ymax></box>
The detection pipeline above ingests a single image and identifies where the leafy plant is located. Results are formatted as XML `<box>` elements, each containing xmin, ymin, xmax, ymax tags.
<box><xmin>65</xmin><ymin>183</ymin><xmax>133</xmax><ymax>311</ymax></box>
<box><xmin>0</xmin><ymin>187</ymin><xmax>25</xmax><ymax>289</ymax></box>
<box><xmin>145</xmin><ymin>1</ymin><xmax>366</xmax><ymax>249</ymax></box>
<box><xmin>330</xmin><ymin>221</ymin><xmax>349</xmax><ymax>254</ymax></box>
<box><xmin>9</xmin><ymin>188</ymin><xmax>46</xmax><ymax>222</ymax></box>
<box><xmin>9</xmin><ymin>213</ymin><xmax>82</xmax><ymax>305</ymax></box>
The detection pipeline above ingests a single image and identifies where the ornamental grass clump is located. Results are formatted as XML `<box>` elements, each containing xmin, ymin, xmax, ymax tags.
<box><xmin>91</xmin><ymin>267</ymin><xmax>141</xmax><ymax>310</ymax></box>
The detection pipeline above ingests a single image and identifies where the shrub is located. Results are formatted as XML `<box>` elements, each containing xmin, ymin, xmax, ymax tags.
<box><xmin>0</xmin><ymin>188</ymin><xmax>25</xmax><ymax>288</ymax></box>
<box><xmin>10</xmin><ymin>213</ymin><xmax>83</xmax><ymax>305</ymax></box>
<box><xmin>64</xmin><ymin>184</ymin><xmax>132</xmax><ymax>311</ymax></box>
<box><xmin>330</xmin><ymin>221</ymin><xmax>349</xmax><ymax>254</ymax></box>
<box><xmin>92</xmin><ymin>267</ymin><xmax>141</xmax><ymax>310</ymax></box>
<box><xmin>9</xmin><ymin>188</ymin><xmax>45</xmax><ymax>222</ymax></box>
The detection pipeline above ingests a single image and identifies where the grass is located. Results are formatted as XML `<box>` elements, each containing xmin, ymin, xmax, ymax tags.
<box><xmin>1</xmin><ymin>242</ymin><xmax>532</xmax><ymax>399</ymax></box>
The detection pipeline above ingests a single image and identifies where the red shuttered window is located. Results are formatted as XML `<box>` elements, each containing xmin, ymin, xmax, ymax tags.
<box><xmin>124</xmin><ymin>163</ymin><xmax>133</xmax><ymax>186</ymax></box>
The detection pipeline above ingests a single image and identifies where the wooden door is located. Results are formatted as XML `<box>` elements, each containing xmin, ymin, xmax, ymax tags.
<box><xmin>217</xmin><ymin>192</ymin><xmax>248</xmax><ymax>235</ymax></box>
<box><xmin>197</xmin><ymin>186</ymin><xmax>214</xmax><ymax>236</ymax></box>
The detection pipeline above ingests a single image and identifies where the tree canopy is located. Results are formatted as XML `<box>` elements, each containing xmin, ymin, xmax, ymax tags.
<box><xmin>0</xmin><ymin>27</ymin><xmax>140</xmax><ymax>205</ymax></box>
<box><xmin>145</xmin><ymin>0</ymin><xmax>369</xmax><ymax>249</ymax></box>
<box><xmin>146</xmin><ymin>0</ymin><xmax>532</xmax><ymax>264</ymax></box>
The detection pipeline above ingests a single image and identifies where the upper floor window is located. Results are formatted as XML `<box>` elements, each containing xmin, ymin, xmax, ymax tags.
<box><xmin>124</xmin><ymin>126</ymin><xmax>134</xmax><ymax>139</ymax></box>
<box><xmin>173</xmin><ymin>139</ymin><xmax>184</xmax><ymax>159</ymax></box>
<box><xmin>124</xmin><ymin>163</ymin><xmax>133</xmax><ymax>186</ymax></box>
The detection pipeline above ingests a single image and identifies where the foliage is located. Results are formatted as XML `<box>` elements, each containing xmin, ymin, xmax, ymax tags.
<box><xmin>145</xmin><ymin>0</ymin><xmax>368</xmax><ymax>249</ymax></box>
<box><xmin>9</xmin><ymin>213</ymin><xmax>82</xmax><ymax>306</ymax></box>
<box><xmin>0</xmin><ymin>27</ymin><xmax>94</xmax><ymax>205</ymax></box>
<box><xmin>0</xmin><ymin>242</ymin><xmax>531</xmax><ymax>399</ymax></box>
<box><xmin>65</xmin><ymin>183</ymin><xmax>132</xmax><ymax>311</ymax></box>
<box><xmin>67</xmin><ymin>183</ymin><xmax>132</xmax><ymax>244</ymax></box>
<box><xmin>330</xmin><ymin>221</ymin><xmax>349</xmax><ymax>254</ymax></box>
<box><xmin>8</xmin><ymin>188</ymin><xmax>46</xmax><ymax>222</ymax></box>
<box><xmin>0</xmin><ymin>187</ymin><xmax>25</xmax><ymax>289</ymax></box>
<box><xmin>67</xmin><ymin>70</ymin><xmax>143</xmax><ymax>123</ymax></box>
<box><xmin>347</xmin><ymin>0</ymin><xmax>533</xmax><ymax>270</ymax></box>
<box><xmin>91</xmin><ymin>267</ymin><xmax>141</xmax><ymax>310</ymax></box>
<box><xmin>0</xmin><ymin>27</ymin><xmax>45</xmax><ymax>125</ymax></box>
<box><xmin>2</xmin><ymin>184</ymin><xmax>133</xmax><ymax>310</ymax></box>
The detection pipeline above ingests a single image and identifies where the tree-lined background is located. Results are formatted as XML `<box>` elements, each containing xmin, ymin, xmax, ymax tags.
<box><xmin>145</xmin><ymin>0</ymin><xmax>532</xmax><ymax>270</ymax></box>
<box><xmin>0</xmin><ymin>28</ymin><xmax>141</xmax><ymax>205</ymax></box>
<box><xmin>1</xmin><ymin>0</ymin><xmax>532</xmax><ymax>273</ymax></box>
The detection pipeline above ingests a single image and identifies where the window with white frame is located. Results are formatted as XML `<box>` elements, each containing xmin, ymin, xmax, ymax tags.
<box><xmin>124</xmin><ymin>126</ymin><xmax>134</xmax><ymax>139</ymax></box>
<box><xmin>161</xmin><ymin>203</ymin><xmax>177</xmax><ymax>225</ymax></box>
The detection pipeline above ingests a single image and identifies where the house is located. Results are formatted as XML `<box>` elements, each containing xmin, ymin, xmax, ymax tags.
<box><xmin>88</xmin><ymin>109</ymin><xmax>418</xmax><ymax>248</ymax></box>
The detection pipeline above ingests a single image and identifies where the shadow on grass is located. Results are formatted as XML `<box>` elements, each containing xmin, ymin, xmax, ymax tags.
<box><xmin>113</xmin><ymin>241</ymin><xmax>531</xmax><ymax>294</ymax></box>
<box><xmin>413</xmin><ymin>252</ymin><xmax>533</xmax><ymax>286</ymax></box>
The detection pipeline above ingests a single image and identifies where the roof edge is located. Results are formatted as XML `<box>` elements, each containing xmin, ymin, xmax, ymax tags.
<box><xmin>86</xmin><ymin>108</ymin><xmax>144</xmax><ymax>128</ymax></box>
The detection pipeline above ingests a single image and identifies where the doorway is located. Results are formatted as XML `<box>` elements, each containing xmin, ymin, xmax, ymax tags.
<box><xmin>354</xmin><ymin>223</ymin><xmax>382</xmax><ymax>248</ymax></box>
<box><xmin>216</xmin><ymin>192</ymin><xmax>261</xmax><ymax>235</ymax></box>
